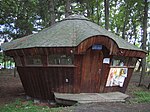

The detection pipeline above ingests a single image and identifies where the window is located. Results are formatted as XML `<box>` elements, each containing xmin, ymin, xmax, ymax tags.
<box><xmin>111</xmin><ymin>56</ymin><xmax>128</xmax><ymax>67</ymax></box>
<box><xmin>48</xmin><ymin>54</ymin><xmax>73</xmax><ymax>65</ymax></box>
<box><xmin>26</xmin><ymin>55</ymin><xmax>42</xmax><ymax>65</ymax></box>
<box><xmin>128</xmin><ymin>58</ymin><xmax>137</xmax><ymax>66</ymax></box>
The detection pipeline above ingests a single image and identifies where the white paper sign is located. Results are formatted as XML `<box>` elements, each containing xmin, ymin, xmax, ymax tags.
<box><xmin>106</xmin><ymin>68</ymin><xmax>128</xmax><ymax>87</ymax></box>
<box><xmin>103</xmin><ymin>58</ymin><xmax>110</xmax><ymax>64</ymax></box>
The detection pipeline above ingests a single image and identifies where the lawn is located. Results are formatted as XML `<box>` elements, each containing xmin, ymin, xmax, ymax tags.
<box><xmin>133</xmin><ymin>91</ymin><xmax>150</xmax><ymax>103</ymax></box>
<box><xmin>0</xmin><ymin>99</ymin><xmax>63</xmax><ymax>112</ymax></box>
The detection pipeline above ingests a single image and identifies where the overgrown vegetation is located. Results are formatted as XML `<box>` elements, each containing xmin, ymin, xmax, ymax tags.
<box><xmin>0</xmin><ymin>99</ymin><xmax>63</xmax><ymax>112</ymax></box>
<box><xmin>133</xmin><ymin>91</ymin><xmax>150</xmax><ymax>103</ymax></box>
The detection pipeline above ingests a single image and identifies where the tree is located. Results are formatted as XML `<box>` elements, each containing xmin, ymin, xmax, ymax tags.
<box><xmin>121</xmin><ymin>0</ymin><xmax>129</xmax><ymax>39</ymax></box>
<box><xmin>139</xmin><ymin>0</ymin><xmax>148</xmax><ymax>86</ymax></box>
<box><xmin>0</xmin><ymin>0</ymin><xmax>149</xmax><ymax>71</ymax></box>
<box><xmin>65</xmin><ymin>0</ymin><xmax>72</xmax><ymax>17</ymax></box>
<box><xmin>49</xmin><ymin>0</ymin><xmax>56</xmax><ymax>25</ymax></box>
<box><xmin>0</xmin><ymin>0</ymin><xmax>39</xmax><ymax>39</ymax></box>
<box><xmin>104</xmin><ymin>0</ymin><xmax>109</xmax><ymax>30</ymax></box>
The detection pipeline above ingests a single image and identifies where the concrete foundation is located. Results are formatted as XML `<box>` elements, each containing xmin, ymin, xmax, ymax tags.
<box><xmin>54</xmin><ymin>92</ymin><xmax>129</xmax><ymax>105</ymax></box>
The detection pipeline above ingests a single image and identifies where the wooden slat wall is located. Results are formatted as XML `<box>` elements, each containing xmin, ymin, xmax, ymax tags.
<box><xmin>17</xmin><ymin>66</ymin><xmax>75</xmax><ymax>100</ymax></box>
<box><xmin>76</xmin><ymin>36</ymin><xmax>145</xmax><ymax>58</ymax></box>
<box><xmin>80</xmin><ymin>49</ymin><xmax>103</xmax><ymax>93</ymax></box>
<box><xmin>117</xmin><ymin>49</ymin><xmax>146</xmax><ymax>58</ymax></box>
<box><xmin>21</xmin><ymin>47</ymin><xmax>76</xmax><ymax>55</ymax></box>
<box><xmin>99</xmin><ymin>64</ymin><xmax>110</xmax><ymax>92</ymax></box>
<box><xmin>77</xmin><ymin>36</ymin><xmax>118</xmax><ymax>55</ymax></box>
<box><xmin>121</xmin><ymin>68</ymin><xmax>134</xmax><ymax>92</ymax></box>
<box><xmin>4</xmin><ymin>35</ymin><xmax>146</xmax><ymax>101</ymax></box>
<box><xmin>5</xmin><ymin>43</ymin><xmax>145</xmax><ymax>59</ymax></box>
<box><xmin>73</xmin><ymin>54</ymin><xmax>83</xmax><ymax>93</ymax></box>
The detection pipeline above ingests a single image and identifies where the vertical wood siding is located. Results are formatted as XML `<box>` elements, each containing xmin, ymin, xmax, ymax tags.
<box><xmin>17</xmin><ymin>66</ymin><xmax>75</xmax><ymax>100</ymax></box>
<box><xmin>4</xmin><ymin>35</ymin><xmax>146</xmax><ymax>100</ymax></box>
<box><xmin>80</xmin><ymin>49</ymin><xmax>103</xmax><ymax>92</ymax></box>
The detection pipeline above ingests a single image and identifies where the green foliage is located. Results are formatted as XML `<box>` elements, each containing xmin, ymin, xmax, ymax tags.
<box><xmin>0</xmin><ymin>0</ymin><xmax>40</xmax><ymax>39</ymax></box>
<box><xmin>0</xmin><ymin>0</ymin><xmax>148</xmax><ymax>42</ymax></box>
<box><xmin>133</xmin><ymin>91</ymin><xmax>150</xmax><ymax>103</ymax></box>
<box><xmin>0</xmin><ymin>99</ymin><xmax>62</xmax><ymax>112</ymax></box>
<box><xmin>0</xmin><ymin>0</ymin><xmax>149</xmax><ymax>64</ymax></box>
<box><xmin>147</xmin><ymin>55</ymin><xmax>150</xmax><ymax>63</ymax></box>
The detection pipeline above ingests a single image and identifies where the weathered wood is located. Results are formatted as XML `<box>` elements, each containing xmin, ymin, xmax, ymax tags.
<box><xmin>3</xmin><ymin>33</ymin><xmax>147</xmax><ymax>101</ymax></box>
<box><xmin>80</xmin><ymin>49</ymin><xmax>103</xmax><ymax>92</ymax></box>
<box><xmin>118</xmin><ymin>49</ymin><xmax>146</xmax><ymax>58</ymax></box>
<box><xmin>77</xmin><ymin>36</ymin><xmax>118</xmax><ymax>55</ymax></box>
<box><xmin>13</xmin><ymin>43</ymin><xmax>140</xmax><ymax>100</ymax></box>
<box><xmin>74</xmin><ymin>54</ymin><xmax>83</xmax><ymax>93</ymax></box>
<box><xmin>17</xmin><ymin>66</ymin><xmax>74</xmax><ymax>100</ymax></box>
<box><xmin>99</xmin><ymin>63</ymin><xmax>110</xmax><ymax>92</ymax></box>
<box><xmin>121</xmin><ymin>68</ymin><xmax>134</xmax><ymax>93</ymax></box>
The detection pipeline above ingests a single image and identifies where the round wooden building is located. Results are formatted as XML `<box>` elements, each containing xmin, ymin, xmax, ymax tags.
<box><xmin>2</xmin><ymin>15</ymin><xmax>146</xmax><ymax>100</ymax></box>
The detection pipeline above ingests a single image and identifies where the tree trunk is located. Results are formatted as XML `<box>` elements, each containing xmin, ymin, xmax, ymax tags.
<box><xmin>86</xmin><ymin>0</ymin><xmax>90</xmax><ymax>18</ymax></box>
<box><xmin>91</xmin><ymin>3</ymin><xmax>94</xmax><ymax>22</ymax></box>
<box><xmin>104</xmin><ymin>0</ymin><xmax>109</xmax><ymax>30</ymax></box>
<box><xmin>122</xmin><ymin>3</ymin><xmax>129</xmax><ymax>40</ymax></box>
<box><xmin>133</xmin><ymin>22</ymin><xmax>137</xmax><ymax>45</ymax></box>
<box><xmin>138</xmin><ymin>0</ymin><xmax>148</xmax><ymax>86</ymax></box>
<box><xmin>3</xmin><ymin>54</ymin><xmax>6</xmax><ymax>69</ymax></box>
<box><xmin>65</xmin><ymin>0</ymin><xmax>72</xmax><ymax>17</ymax></box>
<box><xmin>49</xmin><ymin>0</ymin><xmax>55</xmax><ymax>26</ymax></box>
<box><xmin>96</xmin><ymin>0</ymin><xmax>100</xmax><ymax>25</ymax></box>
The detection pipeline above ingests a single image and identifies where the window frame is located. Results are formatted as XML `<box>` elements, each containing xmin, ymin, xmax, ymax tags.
<box><xmin>25</xmin><ymin>55</ymin><xmax>43</xmax><ymax>66</ymax></box>
<box><xmin>48</xmin><ymin>54</ymin><xmax>74</xmax><ymax>66</ymax></box>
<box><xmin>110</xmin><ymin>56</ymin><xmax>137</xmax><ymax>68</ymax></box>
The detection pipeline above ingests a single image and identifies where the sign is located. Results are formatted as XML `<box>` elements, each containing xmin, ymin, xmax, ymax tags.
<box><xmin>103</xmin><ymin>58</ymin><xmax>110</xmax><ymax>64</ymax></box>
<box><xmin>92</xmin><ymin>44</ymin><xmax>102</xmax><ymax>50</ymax></box>
<box><xmin>106</xmin><ymin>68</ymin><xmax>128</xmax><ymax>87</ymax></box>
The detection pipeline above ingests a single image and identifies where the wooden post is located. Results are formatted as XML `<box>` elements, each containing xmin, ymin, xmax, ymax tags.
<box><xmin>14</xmin><ymin>67</ymin><xmax>16</xmax><ymax>77</ymax></box>
<box><xmin>148</xmin><ymin>83</ymin><xmax>150</xmax><ymax>89</ymax></box>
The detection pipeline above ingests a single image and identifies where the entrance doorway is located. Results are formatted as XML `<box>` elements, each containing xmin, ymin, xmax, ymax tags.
<box><xmin>81</xmin><ymin>48</ymin><xmax>103</xmax><ymax>92</ymax></box>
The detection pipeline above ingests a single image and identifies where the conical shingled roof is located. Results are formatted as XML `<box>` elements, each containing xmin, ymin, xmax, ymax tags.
<box><xmin>2</xmin><ymin>15</ymin><xmax>144</xmax><ymax>52</ymax></box>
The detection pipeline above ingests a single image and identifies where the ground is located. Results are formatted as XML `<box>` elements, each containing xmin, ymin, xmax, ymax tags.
<box><xmin>64</xmin><ymin>102</ymin><xmax>150</xmax><ymax>112</ymax></box>
<box><xmin>0</xmin><ymin>70</ymin><xmax>24</xmax><ymax>106</ymax></box>
<box><xmin>0</xmin><ymin>69</ymin><xmax>150</xmax><ymax>112</ymax></box>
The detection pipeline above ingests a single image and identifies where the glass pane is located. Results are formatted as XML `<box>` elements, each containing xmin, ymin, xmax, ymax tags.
<box><xmin>26</xmin><ymin>56</ymin><xmax>42</xmax><ymax>65</ymax></box>
<box><xmin>48</xmin><ymin>55</ymin><xmax>60</xmax><ymax>64</ymax></box>
<box><xmin>128</xmin><ymin>58</ymin><xmax>137</xmax><ymax>66</ymax></box>
<box><xmin>48</xmin><ymin>54</ymin><xmax>73</xmax><ymax>65</ymax></box>
<box><xmin>111</xmin><ymin>57</ymin><xmax>128</xmax><ymax>66</ymax></box>
<box><xmin>61</xmin><ymin>55</ymin><xmax>73</xmax><ymax>65</ymax></box>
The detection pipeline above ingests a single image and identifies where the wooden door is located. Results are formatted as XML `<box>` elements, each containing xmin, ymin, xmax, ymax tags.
<box><xmin>81</xmin><ymin>48</ymin><xmax>103</xmax><ymax>92</ymax></box>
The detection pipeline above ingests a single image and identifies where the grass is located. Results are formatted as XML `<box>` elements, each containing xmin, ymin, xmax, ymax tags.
<box><xmin>0</xmin><ymin>99</ymin><xmax>63</xmax><ymax>112</ymax></box>
<box><xmin>133</xmin><ymin>91</ymin><xmax>150</xmax><ymax>103</ymax></box>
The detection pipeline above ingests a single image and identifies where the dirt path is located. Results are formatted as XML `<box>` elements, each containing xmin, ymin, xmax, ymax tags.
<box><xmin>64</xmin><ymin>102</ymin><xmax>150</xmax><ymax>112</ymax></box>
<box><xmin>0</xmin><ymin>71</ymin><xmax>24</xmax><ymax>106</ymax></box>
<box><xmin>0</xmin><ymin>70</ymin><xmax>150</xmax><ymax>112</ymax></box>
